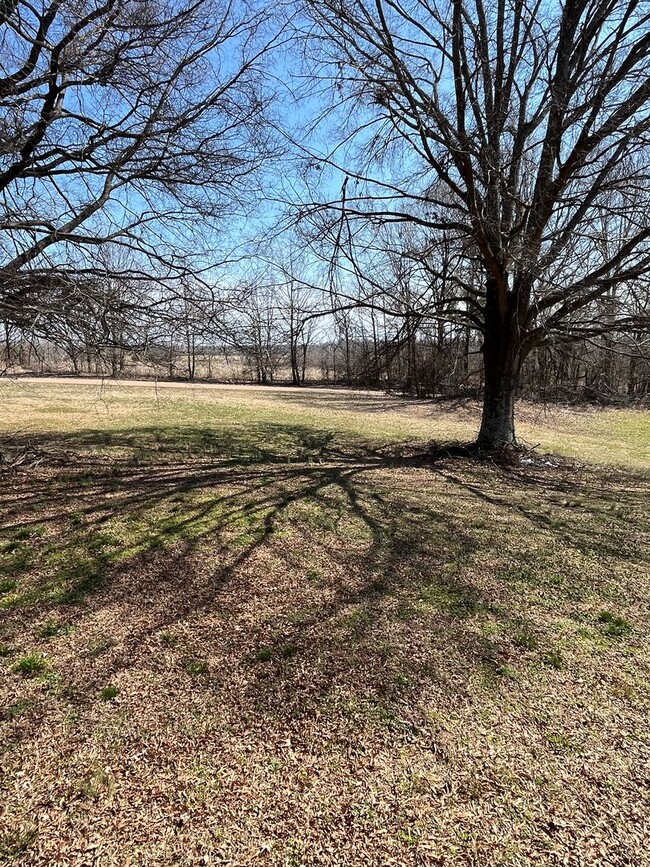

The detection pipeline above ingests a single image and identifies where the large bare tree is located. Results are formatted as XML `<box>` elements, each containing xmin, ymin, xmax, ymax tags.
<box><xmin>0</xmin><ymin>0</ymin><xmax>276</xmax><ymax>342</ymax></box>
<box><xmin>299</xmin><ymin>0</ymin><xmax>650</xmax><ymax>445</ymax></box>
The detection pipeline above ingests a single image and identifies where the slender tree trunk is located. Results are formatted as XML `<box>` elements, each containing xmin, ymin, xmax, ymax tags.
<box><xmin>300</xmin><ymin>341</ymin><xmax>308</xmax><ymax>383</ymax></box>
<box><xmin>4</xmin><ymin>322</ymin><xmax>11</xmax><ymax>368</ymax></box>
<box><xmin>344</xmin><ymin>325</ymin><xmax>352</xmax><ymax>385</ymax></box>
<box><xmin>627</xmin><ymin>337</ymin><xmax>639</xmax><ymax>396</ymax></box>
<box><xmin>371</xmin><ymin>311</ymin><xmax>379</xmax><ymax>382</ymax></box>
<box><xmin>290</xmin><ymin>338</ymin><xmax>300</xmax><ymax>385</ymax></box>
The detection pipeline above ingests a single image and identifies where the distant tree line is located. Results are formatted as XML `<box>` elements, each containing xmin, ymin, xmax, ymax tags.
<box><xmin>3</xmin><ymin>269</ymin><xmax>647</xmax><ymax>403</ymax></box>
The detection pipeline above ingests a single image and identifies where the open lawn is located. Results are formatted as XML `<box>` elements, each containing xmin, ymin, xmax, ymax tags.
<box><xmin>1</xmin><ymin>381</ymin><xmax>649</xmax><ymax>866</ymax></box>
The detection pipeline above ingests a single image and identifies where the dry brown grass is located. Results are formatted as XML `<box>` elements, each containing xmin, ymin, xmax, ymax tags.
<box><xmin>1</xmin><ymin>382</ymin><xmax>649</xmax><ymax>865</ymax></box>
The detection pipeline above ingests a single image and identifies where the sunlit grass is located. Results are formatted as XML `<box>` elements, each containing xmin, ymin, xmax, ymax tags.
<box><xmin>1</xmin><ymin>380</ymin><xmax>648</xmax><ymax>469</ymax></box>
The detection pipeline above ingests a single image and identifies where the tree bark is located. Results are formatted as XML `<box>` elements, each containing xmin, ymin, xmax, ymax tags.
<box><xmin>477</xmin><ymin>358</ymin><xmax>519</xmax><ymax>446</ymax></box>
<box><xmin>477</xmin><ymin>289</ymin><xmax>522</xmax><ymax>447</ymax></box>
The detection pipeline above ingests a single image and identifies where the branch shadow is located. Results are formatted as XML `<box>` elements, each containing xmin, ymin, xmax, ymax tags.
<box><xmin>1</xmin><ymin>421</ymin><xmax>648</xmax><ymax>739</ymax></box>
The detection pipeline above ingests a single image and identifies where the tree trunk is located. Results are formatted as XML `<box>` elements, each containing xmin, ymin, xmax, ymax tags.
<box><xmin>290</xmin><ymin>339</ymin><xmax>300</xmax><ymax>385</ymax></box>
<box><xmin>4</xmin><ymin>322</ymin><xmax>12</xmax><ymax>369</ymax></box>
<box><xmin>300</xmin><ymin>341</ymin><xmax>308</xmax><ymax>383</ymax></box>
<box><xmin>478</xmin><ymin>361</ymin><xmax>518</xmax><ymax>446</ymax></box>
<box><xmin>477</xmin><ymin>292</ymin><xmax>522</xmax><ymax>447</ymax></box>
<box><xmin>344</xmin><ymin>327</ymin><xmax>352</xmax><ymax>385</ymax></box>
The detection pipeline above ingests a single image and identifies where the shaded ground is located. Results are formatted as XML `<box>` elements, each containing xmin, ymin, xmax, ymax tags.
<box><xmin>0</xmin><ymin>383</ymin><xmax>649</xmax><ymax>866</ymax></box>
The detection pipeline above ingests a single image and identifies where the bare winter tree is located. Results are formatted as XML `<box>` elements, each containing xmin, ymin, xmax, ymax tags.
<box><xmin>299</xmin><ymin>0</ymin><xmax>650</xmax><ymax>445</ymax></box>
<box><xmin>277</xmin><ymin>278</ymin><xmax>317</xmax><ymax>384</ymax></box>
<box><xmin>228</xmin><ymin>280</ymin><xmax>283</xmax><ymax>383</ymax></box>
<box><xmin>0</xmin><ymin>0</ymin><xmax>277</xmax><ymax>346</ymax></box>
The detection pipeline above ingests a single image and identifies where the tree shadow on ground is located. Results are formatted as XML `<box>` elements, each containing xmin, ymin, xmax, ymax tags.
<box><xmin>256</xmin><ymin>389</ymin><xmax>445</xmax><ymax>415</ymax></box>
<box><xmin>1</xmin><ymin>422</ymin><xmax>648</xmax><ymax>737</ymax></box>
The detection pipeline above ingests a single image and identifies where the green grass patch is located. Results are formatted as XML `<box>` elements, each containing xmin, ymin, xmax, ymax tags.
<box><xmin>513</xmin><ymin>629</ymin><xmax>538</xmax><ymax>651</ymax></box>
<box><xmin>252</xmin><ymin>646</ymin><xmax>274</xmax><ymax>663</ymax></box>
<box><xmin>182</xmin><ymin>658</ymin><xmax>209</xmax><ymax>675</ymax></box>
<box><xmin>0</xmin><ymin>544</ymin><xmax>34</xmax><ymax>576</ymax></box>
<box><xmin>0</xmin><ymin>828</ymin><xmax>38</xmax><ymax>861</ymax></box>
<box><xmin>12</xmin><ymin>653</ymin><xmax>48</xmax><ymax>677</ymax></box>
<box><xmin>597</xmin><ymin>610</ymin><xmax>632</xmax><ymax>638</ymax></box>
<box><xmin>1</xmin><ymin>699</ymin><xmax>32</xmax><ymax>721</ymax></box>
<box><xmin>280</xmin><ymin>642</ymin><xmax>299</xmax><ymax>659</ymax></box>
<box><xmin>418</xmin><ymin>578</ymin><xmax>481</xmax><ymax>618</ymax></box>
<box><xmin>14</xmin><ymin>526</ymin><xmax>45</xmax><ymax>540</ymax></box>
<box><xmin>541</xmin><ymin>649</ymin><xmax>564</xmax><ymax>670</ymax></box>
<box><xmin>36</xmin><ymin>619</ymin><xmax>69</xmax><ymax>639</ymax></box>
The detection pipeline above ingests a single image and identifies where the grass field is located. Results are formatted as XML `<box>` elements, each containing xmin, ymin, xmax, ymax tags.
<box><xmin>1</xmin><ymin>381</ymin><xmax>649</xmax><ymax>866</ymax></box>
